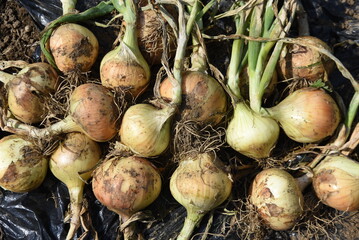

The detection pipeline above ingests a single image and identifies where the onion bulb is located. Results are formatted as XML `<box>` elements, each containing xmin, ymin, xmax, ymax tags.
<box><xmin>264</xmin><ymin>87</ymin><xmax>341</xmax><ymax>143</ymax></box>
<box><xmin>0</xmin><ymin>134</ymin><xmax>48</xmax><ymax>192</ymax></box>
<box><xmin>49</xmin><ymin>23</ymin><xmax>99</xmax><ymax>73</ymax></box>
<box><xmin>313</xmin><ymin>155</ymin><xmax>359</xmax><ymax>211</ymax></box>
<box><xmin>50</xmin><ymin>132</ymin><xmax>101</xmax><ymax>240</ymax></box>
<box><xmin>7</xmin><ymin>62</ymin><xmax>58</xmax><ymax>124</ymax></box>
<box><xmin>170</xmin><ymin>152</ymin><xmax>232</xmax><ymax>240</ymax></box>
<box><xmin>159</xmin><ymin>71</ymin><xmax>227</xmax><ymax>125</ymax></box>
<box><xmin>92</xmin><ymin>156</ymin><xmax>162</xmax><ymax>240</ymax></box>
<box><xmin>119</xmin><ymin>104</ymin><xmax>174</xmax><ymax>157</ymax></box>
<box><xmin>278</xmin><ymin>36</ymin><xmax>334</xmax><ymax>82</ymax></box>
<box><xmin>226</xmin><ymin>101</ymin><xmax>280</xmax><ymax>159</ymax></box>
<box><xmin>250</xmin><ymin>168</ymin><xmax>304</xmax><ymax>231</ymax></box>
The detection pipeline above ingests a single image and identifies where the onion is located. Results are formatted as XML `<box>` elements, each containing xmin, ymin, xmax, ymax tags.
<box><xmin>249</xmin><ymin>168</ymin><xmax>304</xmax><ymax>231</ymax></box>
<box><xmin>0</xmin><ymin>135</ymin><xmax>48</xmax><ymax>193</ymax></box>
<box><xmin>312</xmin><ymin>155</ymin><xmax>359</xmax><ymax>211</ymax></box>
<box><xmin>50</xmin><ymin>132</ymin><xmax>101</xmax><ymax>240</ymax></box>
<box><xmin>264</xmin><ymin>87</ymin><xmax>341</xmax><ymax>143</ymax></box>
<box><xmin>226</xmin><ymin>101</ymin><xmax>280</xmax><ymax>159</ymax></box>
<box><xmin>159</xmin><ymin>71</ymin><xmax>227</xmax><ymax>125</ymax></box>
<box><xmin>278</xmin><ymin>36</ymin><xmax>334</xmax><ymax>82</ymax></box>
<box><xmin>170</xmin><ymin>152</ymin><xmax>232</xmax><ymax>240</ymax></box>
<box><xmin>92</xmin><ymin>156</ymin><xmax>162</xmax><ymax>240</ymax></box>
<box><xmin>100</xmin><ymin>0</ymin><xmax>150</xmax><ymax>97</ymax></box>
<box><xmin>119</xmin><ymin>103</ymin><xmax>174</xmax><ymax>157</ymax></box>
<box><xmin>49</xmin><ymin>23</ymin><xmax>99</xmax><ymax>73</ymax></box>
<box><xmin>7</xmin><ymin>62</ymin><xmax>58</xmax><ymax>124</ymax></box>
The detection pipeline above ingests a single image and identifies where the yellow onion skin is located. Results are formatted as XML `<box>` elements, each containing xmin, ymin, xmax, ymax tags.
<box><xmin>266</xmin><ymin>87</ymin><xmax>340</xmax><ymax>143</ymax></box>
<box><xmin>278</xmin><ymin>36</ymin><xmax>334</xmax><ymax>82</ymax></box>
<box><xmin>69</xmin><ymin>83</ymin><xmax>119</xmax><ymax>142</ymax></box>
<box><xmin>92</xmin><ymin>156</ymin><xmax>162</xmax><ymax>220</ymax></box>
<box><xmin>226</xmin><ymin>102</ymin><xmax>280</xmax><ymax>159</ymax></box>
<box><xmin>313</xmin><ymin>155</ymin><xmax>359</xmax><ymax>211</ymax></box>
<box><xmin>250</xmin><ymin>168</ymin><xmax>304</xmax><ymax>231</ymax></box>
<box><xmin>159</xmin><ymin>71</ymin><xmax>227</xmax><ymax>126</ymax></box>
<box><xmin>7</xmin><ymin>62</ymin><xmax>58</xmax><ymax>124</ymax></box>
<box><xmin>119</xmin><ymin>104</ymin><xmax>173</xmax><ymax>157</ymax></box>
<box><xmin>0</xmin><ymin>135</ymin><xmax>48</xmax><ymax>192</ymax></box>
<box><xmin>100</xmin><ymin>44</ymin><xmax>150</xmax><ymax>97</ymax></box>
<box><xmin>50</xmin><ymin>132</ymin><xmax>101</xmax><ymax>240</ymax></box>
<box><xmin>49</xmin><ymin>23</ymin><xmax>99</xmax><ymax>73</ymax></box>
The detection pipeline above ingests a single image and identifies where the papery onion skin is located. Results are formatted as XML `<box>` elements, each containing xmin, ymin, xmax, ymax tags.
<box><xmin>250</xmin><ymin>168</ymin><xmax>304</xmax><ymax>231</ymax></box>
<box><xmin>226</xmin><ymin>102</ymin><xmax>280</xmax><ymax>159</ymax></box>
<box><xmin>119</xmin><ymin>104</ymin><xmax>173</xmax><ymax>157</ymax></box>
<box><xmin>266</xmin><ymin>87</ymin><xmax>340</xmax><ymax>143</ymax></box>
<box><xmin>0</xmin><ymin>135</ymin><xmax>48</xmax><ymax>192</ymax></box>
<box><xmin>278</xmin><ymin>36</ymin><xmax>334</xmax><ymax>82</ymax></box>
<box><xmin>92</xmin><ymin>156</ymin><xmax>162</xmax><ymax>219</ymax></box>
<box><xmin>7</xmin><ymin>62</ymin><xmax>58</xmax><ymax>124</ymax></box>
<box><xmin>69</xmin><ymin>83</ymin><xmax>119</xmax><ymax>142</ymax></box>
<box><xmin>159</xmin><ymin>71</ymin><xmax>227</xmax><ymax>125</ymax></box>
<box><xmin>49</xmin><ymin>23</ymin><xmax>99</xmax><ymax>73</ymax></box>
<box><xmin>313</xmin><ymin>155</ymin><xmax>359</xmax><ymax>211</ymax></box>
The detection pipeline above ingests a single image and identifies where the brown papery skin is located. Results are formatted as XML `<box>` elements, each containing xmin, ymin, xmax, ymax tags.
<box><xmin>92</xmin><ymin>156</ymin><xmax>162</xmax><ymax>219</ymax></box>
<box><xmin>278</xmin><ymin>36</ymin><xmax>334</xmax><ymax>82</ymax></box>
<box><xmin>159</xmin><ymin>71</ymin><xmax>227</xmax><ymax>125</ymax></box>
<box><xmin>49</xmin><ymin>23</ymin><xmax>99</xmax><ymax>73</ymax></box>
<box><xmin>69</xmin><ymin>83</ymin><xmax>119</xmax><ymax>142</ymax></box>
<box><xmin>100</xmin><ymin>59</ymin><xmax>149</xmax><ymax>97</ymax></box>
<box><xmin>269</xmin><ymin>87</ymin><xmax>341</xmax><ymax>143</ymax></box>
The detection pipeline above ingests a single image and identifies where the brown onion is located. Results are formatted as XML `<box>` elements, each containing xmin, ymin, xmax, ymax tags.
<box><xmin>0</xmin><ymin>135</ymin><xmax>48</xmax><ymax>192</ymax></box>
<box><xmin>170</xmin><ymin>152</ymin><xmax>232</xmax><ymax>240</ymax></box>
<box><xmin>159</xmin><ymin>71</ymin><xmax>227</xmax><ymax>125</ymax></box>
<box><xmin>313</xmin><ymin>155</ymin><xmax>359</xmax><ymax>211</ymax></box>
<box><xmin>250</xmin><ymin>168</ymin><xmax>304</xmax><ymax>231</ymax></box>
<box><xmin>50</xmin><ymin>132</ymin><xmax>101</xmax><ymax>240</ymax></box>
<box><xmin>278</xmin><ymin>36</ymin><xmax>334</xmax><ymax>82</ymax></box>
<box><xmin>92</xmin><ymin>156</ymin><xmax>162</xmax><ymax>240</ymax></box>
<box><xmin>265</xmin><ymin>87</ymin><xmax>341</xmax><ymax>143</ymax></box>
<box><xmin>7</xmin><ymin>62</ymin><xmax>58</xmax><ymax>124</ymax></box>
<box><xmin>49</xmin><ymin>23</ymin><xmax>99</xmax><ymax>73</ymax></box>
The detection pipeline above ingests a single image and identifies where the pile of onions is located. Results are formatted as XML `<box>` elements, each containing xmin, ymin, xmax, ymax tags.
<box><xmin>250</xmin><ymin>168</ymin><xmax>304</xmax><ymax>231</ymax></box>
<box><xmin>0</xmin><ymin>134</ymin><xmax>48</xmax><ymax>192</ymax></box>
<box><xmin>226</xmin><ymin>101</ymin><xmax>280</xmax><ymax>159</ymax></box>
<box><xmin>119</xmin><ymin>103</ymin><xmax>174</xmax><ymax>157</ymax></box>
<box><xmin>92</xmin><ymin>156</ymin><xmax>162</xmax><ymax>240</ymax></box>
<box><xmin>49</xmin><ymin>23</ymin><xmax>99</xmax><ymax>73</ymax></box>
<box><xmin>100</xmin><ymin>0</ymin><xmax>150</xmax><ymax>97</ymax></box>
<box><xmin>159</xmin><ymin>71</ymin><xmax>227</xmax><ymax>125</ymax></box>
<box><xmin>8</xmin><ymin>83</ymin><xmax>119</xmax><ymax>142</ymax></box>
<box><xmin>50</xmin><ymin>132</ymin><xmax>101</xmax><ymax>240</ymax></box>
<box><xmin>312</xmin><ymin>155</ymin><xmax>359</xmax><ymax>211</ymax></box>
<box><xmin>263</xmin><ymin>87</ymin><xmax>341</xmax><ymax>143</ymax></box>
<box><xmin>278</xmin><ymin>36</ymin><xmax>334</xmax><ymax>82</ymax></box>
<box><xmin>170</xmin><ymin>152</ymin><xmax>232</xmax><ymax>240</ymax></box>
<box><xmin>6</xmin><ymin>62</ymin><xmax>58</xmax><ymax>124</ymax></box>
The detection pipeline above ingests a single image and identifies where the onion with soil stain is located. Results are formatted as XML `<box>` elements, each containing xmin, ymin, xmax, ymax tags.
<box><xmin>0</xmin><ymin>134</ymin><xmax>48</xmax><ymax>193</ymax></box>
<box><xmin>50</xmin><ymin>132</ymin><xmax>101</xmax><ymax>240</ymax></box>
<box><xmin>92</xmin><ymin>156</ymin><xmax>162</xmax><ymax>240</ymax></box>
<box><xmin>313</xmin><ymin>155</ymin><xmax>359</xmax><ymax>212</ymax></box>
<box><xmin>249</xmin><ymin>168</ymin><xmax>304</xmax><ymax>231</ymax></box>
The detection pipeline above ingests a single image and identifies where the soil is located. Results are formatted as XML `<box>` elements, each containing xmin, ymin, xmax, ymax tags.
<box><xmin>0</xmin><ymin>0</ymin><xmax>358</xmax><ymax>240</ymax></box>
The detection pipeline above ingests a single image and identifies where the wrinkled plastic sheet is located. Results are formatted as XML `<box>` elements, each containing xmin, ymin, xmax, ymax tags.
<box><xmin>0</xmin><ymin>0</ymin><xmax>358</xmax><ymax>239</ymax></box>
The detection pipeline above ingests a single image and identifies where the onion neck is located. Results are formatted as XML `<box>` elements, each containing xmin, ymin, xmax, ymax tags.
<box><xmin>66</xmin><ymin>185</ymin><xmax>84</xmax><ymax>240</ymax></box>
<box><xmin>0</xmin><ymin>71</ymin><xmax>15</xmax><ymax>85</ymax></box>
<box><xmin>61</xmin><ymin>0</ymin><xmax>77</xmax><ymax>15</ymax></box>
<box><xmin>295</xmin><ymin>173</ymin><xmax>313</xmax><ymax>192</ymax></box>
<box><xmin>177</xmin><ymin>209</ymin><xmax>205</xmax><ymax>240</ymax></box>
<box><xmin>35</xmin><ymin>115</ymin><xmax>83</xmax><ymax>139</ymax></box>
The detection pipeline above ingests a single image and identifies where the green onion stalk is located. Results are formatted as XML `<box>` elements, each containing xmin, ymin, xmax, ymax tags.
<box><xmin>40</xmin><ymin>1</ymin><xmax>115</xmax><ymax>73</ymax></box>
<box><xmin>118</xmin><ymin>0</ymin><xmax>199</xmax><ymax>157</ymax></box>
<box><xmin>225</xmin><ymin>0</ymin><xmax>297</xmax><ymax>159</ymax></box>
<box><xmin>100</xmin><ymin>0</ymin><xmax>151</xmax><ymax>97</ymax></box>
<box><xmin>158</xmin><ymin>0</ymin><xmax>227</xmax><ymax>126</ymax></box>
